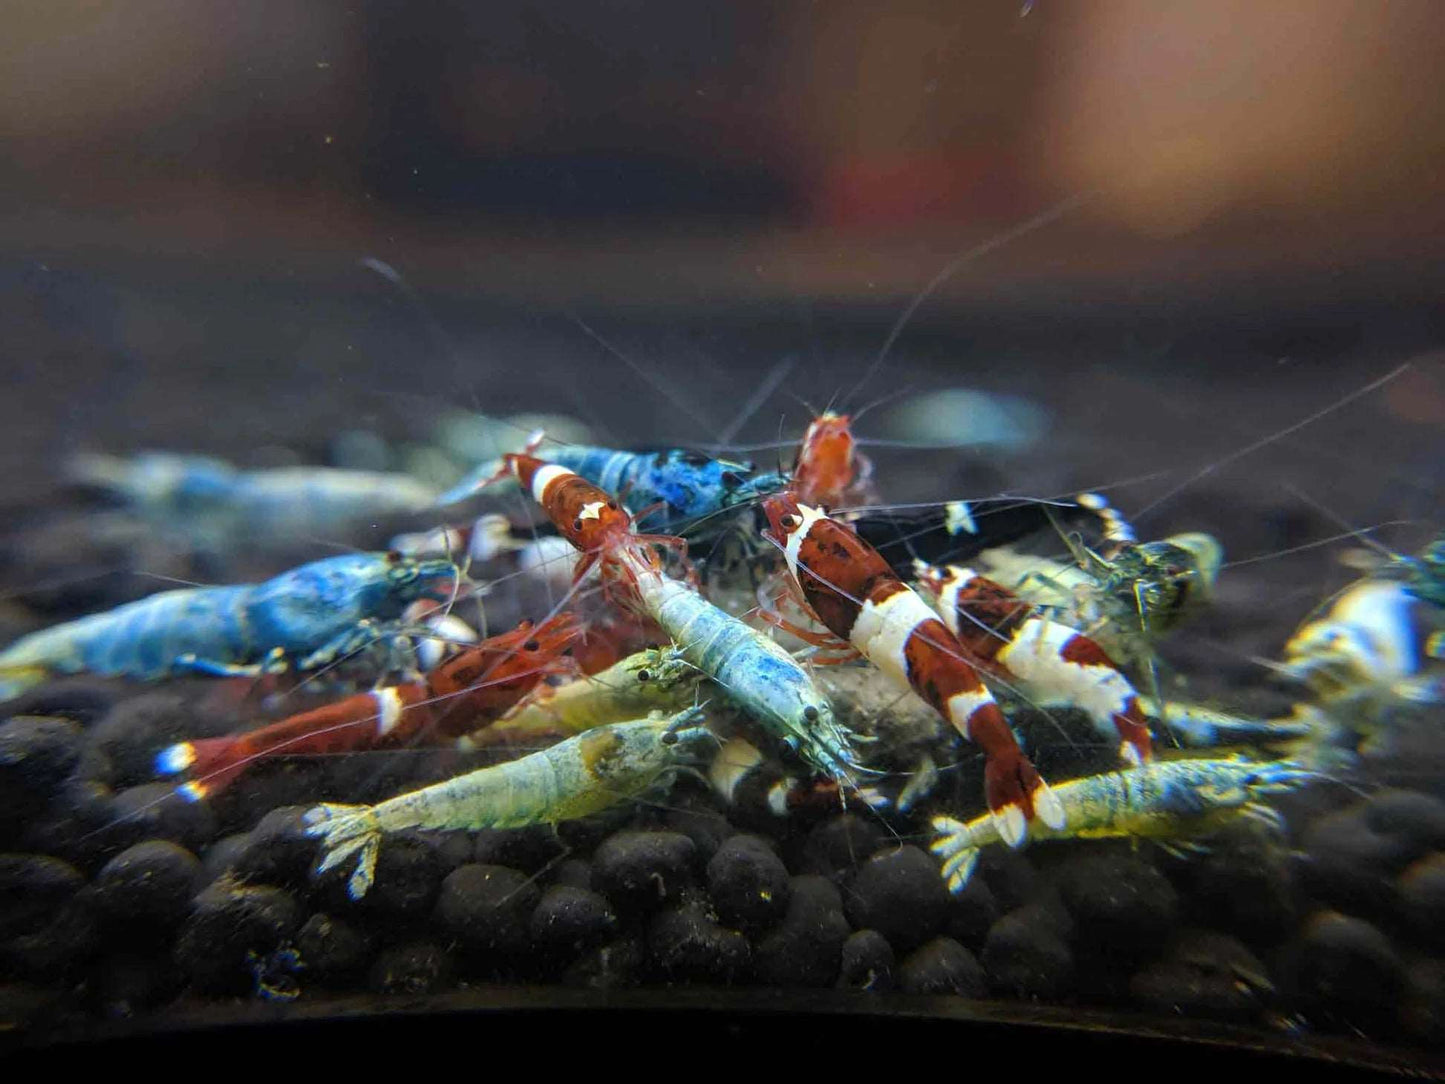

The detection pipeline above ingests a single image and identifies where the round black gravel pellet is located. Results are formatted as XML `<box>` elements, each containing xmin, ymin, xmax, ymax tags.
<box><xmin>1055</xmin><ymin>853</ymin><xmax>1178</xmax><ymax>964</ymax></box>
<box><xmin>646</xmin><ymin>902</ymin><xmax>750</xmax><ymax>985</ymax></box>
<box><xmin>89</xmin><ymin>839</ymin><xmax>201</xmax><ymax>926</ymax></box>
<box><xmin>0</xmin><ymin>717</ymin><xmax>82</xmax><ymax>822</ymax></box>
<box><xmin>368</xmin><ymin>941</ymin><xmax>453</xmax><ymax>995</ymax></box>
<box><xmin>844</xmin><ymin>846</ymin><xmax>949</xmax><ymax>954</ymax></box>
<box><xmin>1365</xmin><ymin>790</ymin><xmax>1445</xmax><ymax>853</ymax></box>
<box><xmin>1397</xmin><ymin>852</ymin><xmax>1445</xmax><ymax>947</ymax></box>
<box><xmin>530</xmin><ymin>885</ymin><xmax>619</xmax><ymax>961</ymax></box>
<box><xmin>295</xmin><ymin>912</ymin><xmax>373</xmax><ymax>983</ymax></box>
<box><xmin>1186</xmin><ymin>826</ymin><xmax>1299</xmax><ymax>939</ymax></box>
<box><xmin>663</xmin><ymin>790</ymin><xmax>735</xmax><ymax>862</ymax></box>
<box><xmin>1</xmin><ymin>899</ymin><xmax>98</xmax><ymax>980</ymax></box>
<box><xmin>345</xmin><ymin>837</ymin><xmax>450</xmax><ymax>918</ymax></box>
<box><xmin>0</xmin><ymin>853</ymin><xmax>84</xmax><ymax>938</ymax></box>
<box><xmin>752</xmin><ymin>875</ymin><xmax>850</xmax><ymax>987</ymax></box>
<box><xmin>944</xmin><ymin>877</ymin><xmax>1000</xmax><ymax>950</ymax></box>
<box><xmin>201</xmin><ymin>833</ymin><xmax>250</xmax><ymax>882</ymax></box>
<box><xmin>107</xmin><ymin>783</ymin><xmax>218</xmax><ymax>852</ymax></box>
<box><xmin>17</xmin><ymin>779</ymin><xmax>116</xmax><ymax>870</ymax></box>
<box><xmin>794</xmin><ymin>815</ymin><xmax>885</xmax><ymax>883</ymax></box>
<box><xmin>592</xmin><ymin>830</ymin><xmax>696</xmax><ymax>913</ymax></box>
<box><xmin>837</xmin><ymin>929</ymin><xmax>895</xmax><ymax>991</ymax></box>
<box><xmin>173</xmin><ymin>883</ymin><xmax>303</xmax><ymax>993</ymax></box>
<box><xmin>473</xmin><ymin>825</ymin><xmax>567</xmax><ymax>872</ymax></box>
<box><xmin>1300</xmin><ymin>807</ymin><xmax>1416</xmax><ymax>917</ymax></box>
<box><xmin>434</xmin><ymin>863</ymin><xmax>540</xmax><ymax>956</ymax></box>
<box><xmin>1291</xmin><ymin>910</ymin><xmax>1404</xmax><ymax>1022</ymax></box>
<box><xmin>898</xmin><ymin>937</ymin><xmax>986</xmax><ymax>996</ymax></box>
<box><xmin>230</xmin><ymin>806</ymin><xmax>317</xmax><ymax>889</ymax></box>
<box><xmin>707</xmin><ymin>834</ymin><xmax>791</xmax><ymax>934</ymax></box>
<box><xmin>550</xmin><ymin>858</ymin><xmax>593</xmax><ymax>890</ymax></box>
<box><xmin>976</xmin><ymin>847</ymin><xmax>1042</xmax><ymax>911</ymax></box>
<box><xmin>1130</xmin><ymin>930</ymin><xmax>1273</xmax><ymax>1023</ymax></box>
<box><xmin>1401</xmin><ymin>959</ymin><xmax>1445</xmax><ymax>1044</ymax></box>
<box><xmin>982</xmin><ymin>906</ymin><xmax>1075</xmax><ymax>999</ymax></box>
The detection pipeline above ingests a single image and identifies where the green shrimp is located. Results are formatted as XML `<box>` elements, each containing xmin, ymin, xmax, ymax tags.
<box><xmin>304</xmin><ymin>707</ymin><xmax>713</xmax><ymax>899</ymax></box>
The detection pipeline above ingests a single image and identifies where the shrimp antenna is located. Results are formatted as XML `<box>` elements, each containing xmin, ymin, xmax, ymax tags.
<box><xmin>843</xmin><ymin>190</ymin><xmax>1094</xmax><ymax>408</ymax></box>
<box><xmin>563</xmin><ymin>309</ymin><xmax>716</xmax><ymax>438</ymax></box>
<box><xmin>715</xmin><ymin>356</ymin><xmax>796</xmax><ymax>447</ymax></box>
<box><xmin>1130</xmin><ymin>362</ymin><xmax>1412</xmax><ymax>525</ymax></box>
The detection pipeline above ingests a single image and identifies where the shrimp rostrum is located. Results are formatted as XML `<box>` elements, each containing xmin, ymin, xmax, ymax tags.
<box><xmin>305</xmin><ymin>706</ymin><xmax>715</xmax><ymax>899</ymax></box>
<box><xmin>0</xmin><ymin>551</ymin><xmax>460</xmax><ymax>700</ymax></box>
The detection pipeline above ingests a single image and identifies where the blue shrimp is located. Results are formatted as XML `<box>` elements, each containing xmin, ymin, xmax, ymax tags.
<box><xmin>624</xmin><ymin>557</ymin><xmax>867</xmax><ymax>782</ymax></box>
<box><xmin>0</xmin><ymin>552</ymin><xmax>459</xmax><ymax>699</ymax></box>
<box><xmin>68</xmin><ymin>451</ymin><xmax>439</xmax><ymax>543</ymax></box>
<box><xmin>440</xmin><ymin>443</ymin><xmax>786</xmax><ymax>534</ymax></box>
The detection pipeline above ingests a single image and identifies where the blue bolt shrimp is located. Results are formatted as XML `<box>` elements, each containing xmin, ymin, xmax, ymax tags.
<box><xmin>440</xmin><ymin>441</ymin><xmax>786</xmax><ymax>535</ymax></box>
<box><xmin>0</xmin><ymin>551</ymin><xmax>460</xmax><ymax>699</ymax></box>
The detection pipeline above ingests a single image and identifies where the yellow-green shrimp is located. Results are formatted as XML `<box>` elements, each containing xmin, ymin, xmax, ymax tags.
<box><xmin>304</xmin><ymin>707</ymin><xmax>713</xmax><ymax>899</ymax></box>
<box><xmin>930</xmin><ymin>757</ymin><xmax>1314</xmax><ymax>892</ymax></box>
<box><xmin>468</xmin><ymin>645</ymin><xmax>705</xmax><ymax>744</ymax></box>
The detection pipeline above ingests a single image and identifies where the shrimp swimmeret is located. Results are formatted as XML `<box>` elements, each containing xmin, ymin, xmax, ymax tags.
<box><xmin>304</xmin><ymin>707</ymin><xmax>714</xmax><ymax>899</ymax></box>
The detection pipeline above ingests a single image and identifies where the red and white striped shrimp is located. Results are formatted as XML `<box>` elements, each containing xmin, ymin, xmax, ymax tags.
<box><xmin>760</xmin><ymin>492</ymin><xmax>1063</xmax><ymax>846</ymax></box>
<box><xmin>156</xmin><ymin>612</ymin><xmax>582</xmax><ymax>799</ymax></box>
<box><xmin>481</xmin><ymin>435</ymin><xmax>690</xmax><ymax>592</ymax></box>
<box><xmin>914</xmin><ymin>562</ymin><xmax>1153</xmax><ymax>766</ymax></box>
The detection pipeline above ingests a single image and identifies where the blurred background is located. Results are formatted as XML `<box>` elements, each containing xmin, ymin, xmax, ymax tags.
<box><xmin>0</xmin><ymin>0</ymin><xmax>1441</xmax><ymax>600</ymax></box>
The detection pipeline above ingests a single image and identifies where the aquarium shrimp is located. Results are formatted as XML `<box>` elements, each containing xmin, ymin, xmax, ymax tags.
<box><xmin>474</xmin><ymin>644</ymin><xmax>705</xmax><ymax>744</ymax></box>
<box><xmin>477</xmin><ymin>441</ymin><xmax>864</xmax><ymax>781</ymax></box>
<box><xmin>1277</xmin><ymin>556</ymin><xmax>1444</xmax><ymax>759</ymax></box>
<box><xmin>304</xmin><ymin>707</ymin><xmax>715</xmax><ymax>899</ymax></box>
<box><xmin>440</xmin><ymin>440</ymin><xmax>787</xmax><ymax>536</ymax></box>
<box><xmin>790</xmin><ymin>410</ymin><xmax>871</xmax><ymax>509</ymax></box>
<box><xmin>930</xmin><ymin>757</ymin><xmax>1317</xmax><ymax>892</ymax></box>
<box><xmin>68</xmin><ymin>451</ymin><xmax>440</xmax><ymax>542</ymax></box>
<box><xmin>155</xmin><ymin>612</ymin><xmax>581</xmax><ymax>799</ymax></box>
<box><xmin>970</xmin><ymin>519</ymin><xmax>1223</xmax><ymax>669</ymax></box>
<box><xmin>1136</xmin><ymin>697</ymin><xmax>1314</xmax><ymax>750</ymax></box>
<box><xmin>760</xmin><ymin>493</ymin><xmax>1064</xmax><ymax>845</ymax></box>
<box><xmin>913</xmin><ymin>560</ymin><xmax>1152</xmax><ymax>765</ymax></box>
<box><xmin>0</xmin><ymin>552</ymin><xmax>460</xmax><ymax>700</ymax></box>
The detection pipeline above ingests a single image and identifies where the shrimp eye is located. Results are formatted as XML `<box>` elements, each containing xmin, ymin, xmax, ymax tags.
<box><xmin>661</xmin><ymin>731</ymin><xmax>678</xmax><ymax>745</ymax></box>
<box><xmin>636</xmin><ymin>669</ymin><xmax>651</xmax><ymax>682</ymax></box>
<box><xmin>385</xmin><ymin>549</ymin><xmax>403</xmax><ymax>564</ymax></box>
<box><xmin>572</xmin><ymin>518</ymin><xmax>584</xmax><ymax>532</ymax></box>
<box><xmin>780</xmin><ymin>513</ymin><xmax>799</xmax><ymax>530</ymax></box>
<box><xmin>606</xmin><ymin>500</ymin><xmax>618</xmax><ymax>511</ymax></box>
<box><xmin>721</xmin><ymin>470</ymin><xmax>743</xmax><ymax>489</ymax></box>
<box><xmin>802</xmin><ymin>704</ymin><xmax>819</xmax><ymax>721</ymax></box>
<box><xmin>524</xmin><ymin>639</ymin><xmax>540</xmax><ymax>652</ymax></box>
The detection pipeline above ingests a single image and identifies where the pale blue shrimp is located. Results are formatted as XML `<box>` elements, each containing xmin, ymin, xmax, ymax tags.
<box><xmin>68</xmin><ymin>451</ymin><xmax>439</xmax><ymax>544</ymax></box>
<box><xmin>625</xmin><ymin>559</ymin><xmax>866</xmax><ymax>782</ymax></box>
